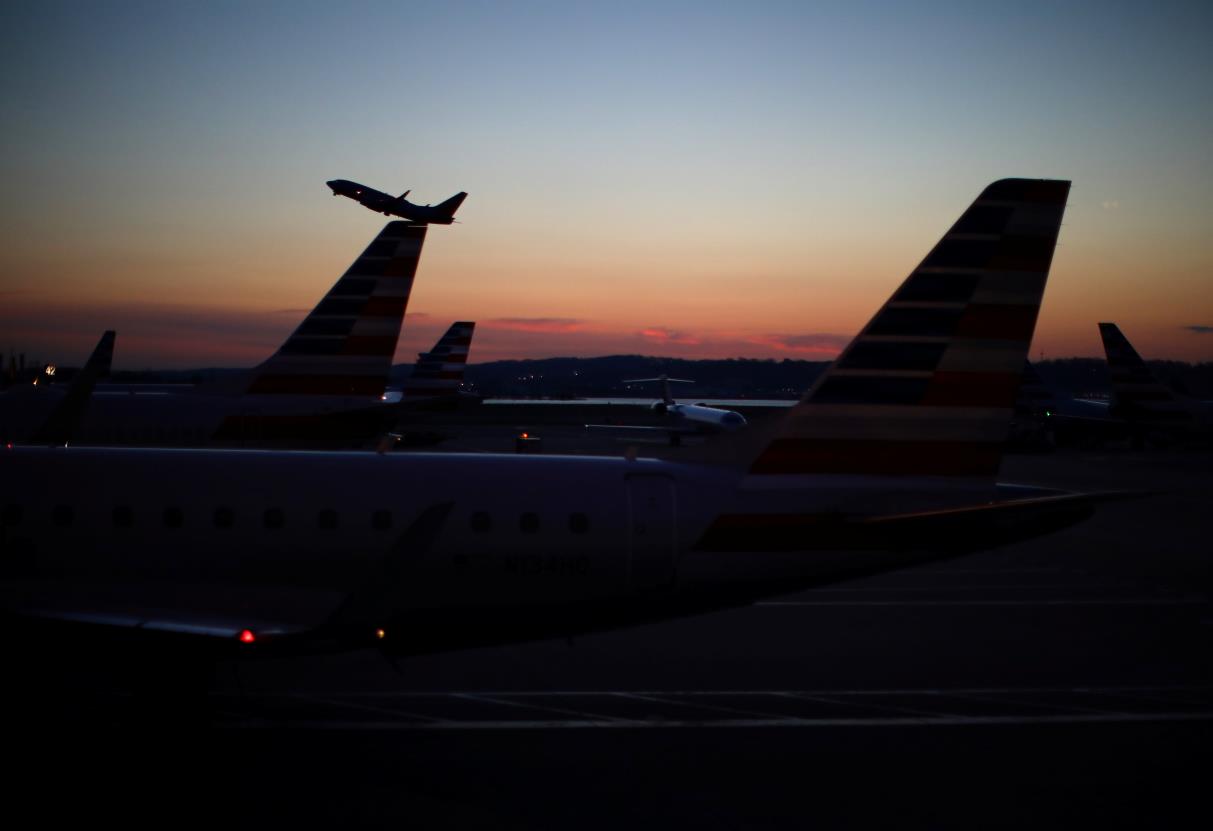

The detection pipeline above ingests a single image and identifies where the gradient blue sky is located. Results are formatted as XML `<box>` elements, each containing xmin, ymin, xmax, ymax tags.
<box><xmin>2</xmin><ymin>1</ymin><xmax>1211</xmax><ymax>368</ymax></box>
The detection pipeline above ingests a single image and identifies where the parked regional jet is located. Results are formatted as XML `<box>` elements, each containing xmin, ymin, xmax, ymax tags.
<box><xmin>588</xmin><ymin>375</ymin><xmax>747</xmax><ymax>445</ymax></box>
<box><xmin>327</xmin><ymin>179</ymin><xmax>467</xmax><ymax>225</ymax></box>
<box><xmin>1</xmin><ymin>223</ymin><xmax>429</xmax><ymax>448</ymax></box>
<box><xmin>1098</xmin><ymin>322</ymin><xmax>1213</xmax><ymax>445</ymax></box>
<box><xmin>2</xmin><ymin>178</ymin><xmax>1107</xmax><ymax>662</ymax></box>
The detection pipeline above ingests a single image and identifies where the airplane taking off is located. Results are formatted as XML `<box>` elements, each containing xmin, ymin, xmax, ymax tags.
<box><xmin>327</xmin><ymin>179</ymin><xmax>467</xmax><ymax>225</ymax></box>
<box><xmin>1098</xmin><ymin>322</ymin><xmax>1213</xmax><ymax>445</ymax></box>
<box><xmin>589</xmin><ymin>375</ymin><xmax>747</xmax><ymax>445</ymax></box>
<box><xmin>2</xmin><ymin>178</ymin><xmax>1109</xmax><ymax>662</ymax></box>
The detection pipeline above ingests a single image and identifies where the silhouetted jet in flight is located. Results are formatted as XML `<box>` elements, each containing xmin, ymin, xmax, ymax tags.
<box><xmin>327</xmin><ymin>179</ymin><xmax>467</xmax><ymax>224</ymax></box>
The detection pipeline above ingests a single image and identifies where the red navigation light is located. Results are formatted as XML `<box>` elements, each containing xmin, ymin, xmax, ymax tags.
<box><xmin>238</xmin><ymin>629</ymin><xmax>256</xmax><ymax>644</ymax></box>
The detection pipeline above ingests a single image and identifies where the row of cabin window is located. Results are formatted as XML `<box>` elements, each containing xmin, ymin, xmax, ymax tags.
<box><xmin>1</xmin><ymin>504</ymin><xmax>591</xmax><ymax>535</ymax></box>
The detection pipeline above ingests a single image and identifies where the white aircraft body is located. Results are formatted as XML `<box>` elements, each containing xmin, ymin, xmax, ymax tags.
<box><xmin>589</xmin><ymin>375</ymin><xmax>747</xmax><ymax>444</ymax></box>
<box><xmin>1</xmin><ymin>178</ymin><xmax>1100</xmax><ymax>658</ymax></box>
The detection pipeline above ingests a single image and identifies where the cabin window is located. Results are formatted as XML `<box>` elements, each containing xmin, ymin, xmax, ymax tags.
<box><xmin>371</xmin><ymin>509</ymin><xmax>392</xmax><ymax>531</ymax></box>
<box><xmin>318</xmin><ymin>509</ymin><xmax>339</xmax><ymax>530</ymax></box>
<box><xmin>112</xmin><ymin>505</ymin><xmax>134</xmax><ymax>528</ymax></box>
<box><xmin>519</xmin><ymin>512</ymin><xmax>540</xmax><ymax>534</ymax></box>
<box><xmin>163</xmin><ymin>507</ymin><xmax>184</xmax><ymax>528</ymax></box>
<box><xmin>569</xmin><ymin>513</ymin><xmax>589</xmax><ymax>534</ymax></box>
<box><xmin>52</xmin><ymin>505</ymin><xmax>74</xmax><ymax>527</ymax></box>
<box><xmin>470</xmin><ymin>512</ymin><xmax>491</xmax><ymax>533</ymax></box>
<box><xmin>263</xmin><ymin>508</ymin><xmax>284</xmax><ymax>530</ymax></box>
<box><xmin>213</xmin><ymin>506</ymin><xmax>235</xmax><ymax>529</ymax></box>
<box><xmin>1</xmin><ymin>504</ymin><xmax>21</xmax><ymax>527</ymax></box>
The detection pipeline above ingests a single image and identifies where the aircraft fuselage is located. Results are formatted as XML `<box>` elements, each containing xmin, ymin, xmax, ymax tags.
<box><xmin>1</xmin><ymin>446</ymin><xmax>1089</xmax><ymax>654</ymax></box>
<box><xmin>326</xmin><ymin>179</ymin><xmax>461</xmax><ymax>225</ymax></box>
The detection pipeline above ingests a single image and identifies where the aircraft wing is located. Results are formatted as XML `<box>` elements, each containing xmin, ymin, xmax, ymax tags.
<box><xmin>697</xmin><ymin>490</ymin><xmax>1139</xmax><ymax>554</ymax></box>
<box><xmin>2</xmin><ymin>502</ymin><xmax>455</xmax><ymax>656</ymax></box>
<box><xmin>859</xmin><ymin>490</ymin><xmax>1141</xmax><ymax>551</ymax></box>
<box><xmin>2</xmin><ymin>579</ymin><xmax>344</xmax><ymax>654</ymax></box>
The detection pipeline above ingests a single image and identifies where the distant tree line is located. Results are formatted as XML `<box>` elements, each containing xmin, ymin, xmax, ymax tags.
<box><xmin>6</xmin><ymin>354</ymin><xmax>1211</xmax><ymax>401</ymax></box>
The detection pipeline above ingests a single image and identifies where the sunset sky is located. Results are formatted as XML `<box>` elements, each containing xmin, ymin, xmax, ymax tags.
<box><xmin>2</xmin><ymin>1</ymin><xmax>1211</xmax><ymax>369</ymax></box>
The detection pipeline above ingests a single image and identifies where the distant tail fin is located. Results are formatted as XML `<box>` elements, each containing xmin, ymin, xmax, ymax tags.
<box><xmin>401</xmin><ymin>321</ymin><xmax>476</xmax><ymax>400</ymax></box>
<box><xmin>748</xmin><ymin>178</ymin><xmax>1070</xmax><ymax>489</ymax></box>
<box><xmin>245</xmin><ymin>222</ymin><xmax>427</xmax><ymax>397</ymax></box>
<box><xmin>29</xmin><ymin>330</ymin><xmax>115</xmax><ymax>445</ymax></box>
<box><xmin>434</xmin><ymin>192</ymin><xmax>468</xmax><ymax>218</ymax></box>
<box><xmin>1098</xmin><ymin>322</ymin><xmax>1190</xmax><ymax>421</ymax></box>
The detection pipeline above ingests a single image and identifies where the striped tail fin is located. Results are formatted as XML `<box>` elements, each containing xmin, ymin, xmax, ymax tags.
<box><xmin>748</xmin><ymin>178</ymin><xmax>1070</xmax><ymax>498</ymax></box>
<box><xmin>1098</xmin><ymin>322</ymin><xmax>1191</xmax><ymax>423</ymax></box>
<box><xmin>245</xmin><ymin>222</ymin><xmax>427</xmax><ymax>397</ymax></box>
<box><xmin>29</xmin><ymin>330</ymin><xmax>115</xmax><ymax>445</ymax></box>
<box><xmin>401</xmin><ymin>321</ymin><xmax>476</xmax><ymax>400</ymax></box>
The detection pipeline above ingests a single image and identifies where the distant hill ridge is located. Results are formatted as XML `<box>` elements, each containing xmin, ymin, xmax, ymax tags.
<box><xmin>15</xmin><ymin>356</ymin><xmax>1212</xmax><ymax>401</ymax></box>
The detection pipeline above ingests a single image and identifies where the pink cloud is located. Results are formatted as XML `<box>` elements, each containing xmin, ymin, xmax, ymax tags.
<box><xmin>746</xmin><ymin>332</ymin><xmax>851</xmax><ymax>356</ymax></box>
<box><xmin>486</xmin><ymin>317</ymin><xmax>588</xmax><ymax>333</ymax></box>
<box><xmin>638</xmin><ymin>327</ymin><xmax>702</xmax><ymax>346</ymax></box>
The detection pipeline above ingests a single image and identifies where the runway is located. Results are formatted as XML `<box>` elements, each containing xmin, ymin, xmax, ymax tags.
<box><xmin>8</xmin><ymin>446</ymin><xmax>1212</xmax><ymax>828</ymax></box>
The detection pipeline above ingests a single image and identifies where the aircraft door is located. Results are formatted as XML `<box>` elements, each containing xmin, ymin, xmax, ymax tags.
<box><xmin>626</xmin><ymin>474</ymin><xmax>677</xmax><ymax>593</ymax></box>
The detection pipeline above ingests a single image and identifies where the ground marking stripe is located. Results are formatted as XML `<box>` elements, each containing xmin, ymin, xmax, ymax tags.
<box><xmin>451</xmin><ymin>692</ymin><xmax>625</xmax><ymax>723</ymax></box>
<box><xmin>755</xmin><ymin>599</ymin><xmax>1203</xmax><ymax>607</ymax></box>
<box><xmin>613</xmin><ymin>691</ymin><xmax>789</xmax><ymax>720</ymax></box>
<box><xmin>214</xmin><ymin>712</ymin><xmax>1213</xmax><ymax>731</ymax></box>
<box><xmin>295</xmin><ymin>693</ymin><xmax>441</xmax><ymax>722</ymax></box>
<box><xmin>215</xmin><ymin>685</ymin><xmax>1213</xmax><ymax>699</ymax></box>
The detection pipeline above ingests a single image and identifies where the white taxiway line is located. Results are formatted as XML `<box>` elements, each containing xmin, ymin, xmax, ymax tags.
<box><xmin>450</xmin><ymin>692</ymin><xmax>625</xmax><ymax>724</ymax></box>
<box><xmin>216</xmin><ymin>711</ymin><xmax>1213</xmax><ymax>731</ymax></box>
<box><xmin>233</xmin><ymin>684</ymin><xmax>1213</xmax><ymax>699</ymax></box>
<box><xmin>755</xmin><ymin>599</ymin><xmax>1204</xmax><ymax>607</ymax></box>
